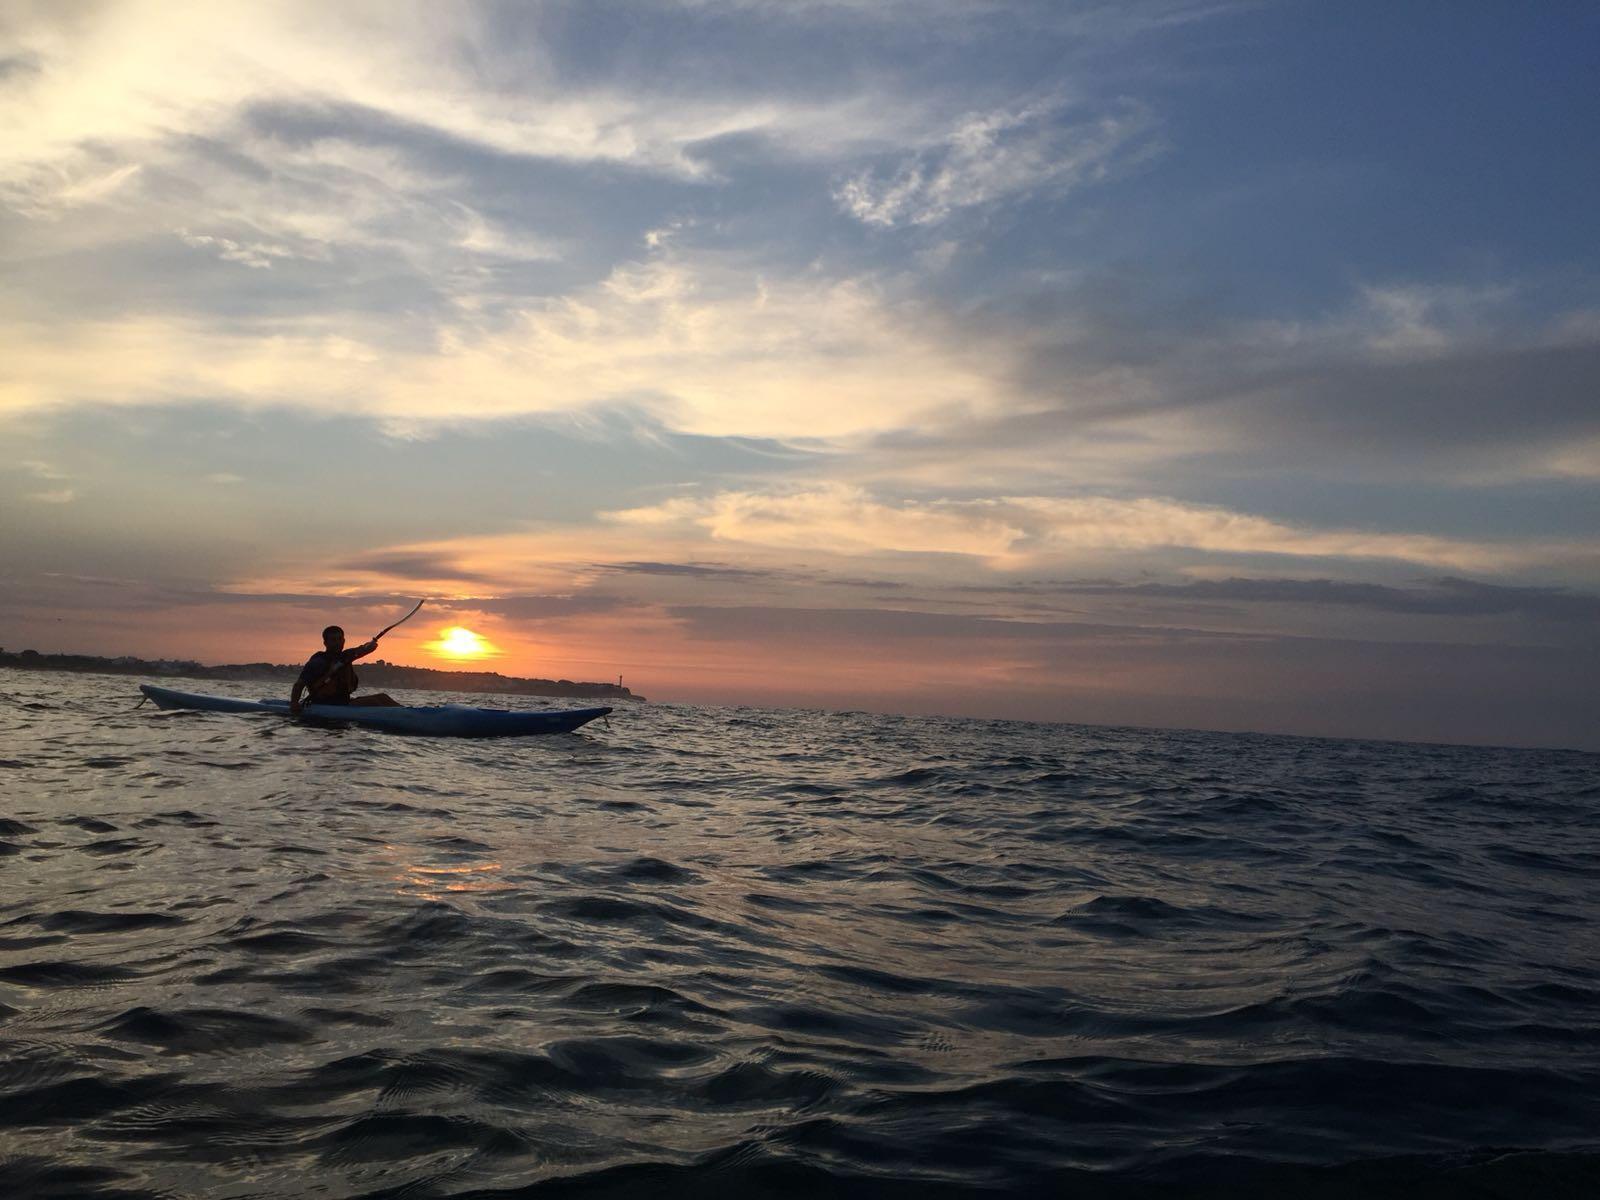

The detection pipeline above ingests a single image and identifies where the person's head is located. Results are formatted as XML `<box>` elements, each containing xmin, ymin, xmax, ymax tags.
<box><xmin>322</xmin><ymin>625</ymin><xmax>345</xmax><ymax>651</ymax></box>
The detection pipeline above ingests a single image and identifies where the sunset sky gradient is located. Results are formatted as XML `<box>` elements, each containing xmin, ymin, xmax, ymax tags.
<box><xmin>3</xmin><ymin>2</ymin><xmax>1598</xmax><ymax>747</ymax></box>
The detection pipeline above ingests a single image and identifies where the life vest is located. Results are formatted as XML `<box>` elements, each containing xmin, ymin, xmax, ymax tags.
<box><xmin>308</xmin><ymin>655</ymin><xmax>358</xmax><ymax>702</ymax></box>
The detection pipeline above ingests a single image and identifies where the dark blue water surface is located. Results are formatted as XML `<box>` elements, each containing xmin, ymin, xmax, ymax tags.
<box><xmin>2</xmin><ymin>667</ymin><xmax>1598</xmax><ymax>1198</ymax></box>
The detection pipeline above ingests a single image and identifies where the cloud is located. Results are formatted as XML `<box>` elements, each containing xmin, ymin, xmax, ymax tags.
<box><xmin>609</xmin><ymin>483</ymin><xmax>1024</xmax><ymax>557</ymax></box>
<box><xmin>1047</xmin><ymin>576</ymin><xmax>1600</xmax><ymax>622</ymax></box>
<box><xmin>604</xmin><ymin>483</ymin><xmax>1574</xmax><ymax>571</ymax></box>
<box><xmin>345</xmin><ymin>551</ymin><xmax>497</xmax><ymax>585</ymax></box>
<box><xmin>11</xmin><ymin>457</ymin><xmax>74</xmax><ymax>502</ymax></box>
<box><xmin>595</xmin><ymin>560</ymin><xmax>774</xmax><ymax>579</ymax></box>
<box><xmin>863</xmin><ymin>279</ymin><xmax>1600</xmax><ymax>487</ymax></box>
<box><xmin>177</xmin><ymin>230</ymin><xmax>297</xmax><ymax>270</ymax></box>
<box><xmin>664</xmin><ymin>603</ymin><xmax>1249</xmax><ymax>644</ymax></box>
<box><xmin>1008</xmin><ymin>496</ymin><xmax>1559</xmax><ymax>570</ymax></box>
<box><xmin>0</xmin><ymin>572</ymin><xmax>428</xmax><ymax>620</ymax></box>
<box><xmin>0</xmin><ymin>255</ymin><xmax>1005</xmax><ymax>439</ymax></box>
<box><xmin>13</xmin><ymin>1</ymin><xmax>1587</xmax><ymax>494</ymax></box>
<box><xmin>1213</xmin><ymin>340</ymin><xmax>1600</xmax><ymax>480</ymax></box>
<box><xmin>0</xmin><ymin>0</ymin><xmax>999</xmax><ymax>203</ymax></box>
<box><xmin>835</xmin><ymin>96</ymin><xmax>1155</xmax><ymax>227</ymax></box>
<box><xmin>454</xmin><ymin>593</ymin><xmax>629</xmax><ymax>620</ymax></box>
<box><xmin>666</xmin><ymin>0</ymin><xmax>1241</xmax><ymax>42</ymax></box>
<box><xmin>1354</xmin><ymin>282</ymin><xmax>1517</xmax><ymax>358</ymax></box>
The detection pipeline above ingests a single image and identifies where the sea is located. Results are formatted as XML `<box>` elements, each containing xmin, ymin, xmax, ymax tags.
<box><xmin>1</xmin><ymin>668</ymin><xmax>1597</xmax><ymax>1199</ymax></box>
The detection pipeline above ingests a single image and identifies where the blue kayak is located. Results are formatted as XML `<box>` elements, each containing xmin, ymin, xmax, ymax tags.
<box><xmin>139</xmin><ymin>684</ymin><xmax>611</xmax><ymax>737</ymax></box>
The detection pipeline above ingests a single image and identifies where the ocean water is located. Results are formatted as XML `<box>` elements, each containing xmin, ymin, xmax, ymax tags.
<box><xmin>1</xmin><ymin>668</ymin><xmax>1597</xmax><ymax>1199</ymax></box>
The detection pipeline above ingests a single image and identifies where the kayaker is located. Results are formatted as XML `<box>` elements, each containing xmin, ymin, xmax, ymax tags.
<box><xmin>289</xmin><ymin>625</ymin><xmax>401</xmax><ymax>714</ymax></box>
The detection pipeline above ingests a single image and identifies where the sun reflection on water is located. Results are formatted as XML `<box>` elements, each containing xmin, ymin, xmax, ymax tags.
<box><xmin>389</xmin><ymin>856</ymin><xmax>509</xmax><ymax>901</ymax></box>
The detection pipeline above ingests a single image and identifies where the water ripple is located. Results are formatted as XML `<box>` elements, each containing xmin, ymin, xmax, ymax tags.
<box><xmin>1</xmin><ymin>669</ymin><xmax>1597</xmax><ymax>1196</ymax></box>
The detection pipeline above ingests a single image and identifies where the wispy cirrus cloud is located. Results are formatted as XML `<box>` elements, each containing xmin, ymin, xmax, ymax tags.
<box><xmin>0</xmin><ymin>0</ymin><xmax>1006</xmax><ymax>203</ymax></box>
<box><xmin>835</xmin><ymin>96</ymin><xmax>1156</xmax><ymax>228</ymax></box>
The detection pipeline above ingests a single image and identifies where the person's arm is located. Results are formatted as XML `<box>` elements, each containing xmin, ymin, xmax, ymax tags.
<box><xmin>348</xmin><ymin>639</ymin><xmax>379</xmax><ymax>661</ymax></box>
<box><xmin>290</xmin><ymin>654</ymin><xmax>320</xmax><ymax>714</ymax></box>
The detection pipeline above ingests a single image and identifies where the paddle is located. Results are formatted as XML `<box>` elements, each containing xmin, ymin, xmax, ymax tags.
<box><xmin>371</xmin><ymin>597</ymin><xmax>427</xmax><ymax>643</ymax></box>
<box><xmin>303</xmin><ymin>598</ymin><xmax>425</xmax><ymax>699</ymax></box>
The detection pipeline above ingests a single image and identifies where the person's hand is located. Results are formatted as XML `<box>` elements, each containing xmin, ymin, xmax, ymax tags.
<box><xmin>360</xmin><ymin>639</ymin><xmax>379</xmax><ymax>654</ymax></box>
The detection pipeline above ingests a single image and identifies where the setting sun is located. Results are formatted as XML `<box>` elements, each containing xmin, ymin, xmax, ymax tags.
<box><xmin>423</xmin><ymin>625</ymin><xmax>499</xmax><ymax>661</ymax></box>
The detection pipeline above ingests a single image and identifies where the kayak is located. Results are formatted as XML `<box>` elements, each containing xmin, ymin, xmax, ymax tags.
<box><xmin>139</xmin><ymin>684</ymin><xmax>611</xmax><ymax>737</ymax></box>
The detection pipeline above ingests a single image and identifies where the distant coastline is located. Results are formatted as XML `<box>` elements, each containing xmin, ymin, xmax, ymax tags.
<box><xmin>0</xmin><ymin>648</ymin><xmax>643</xmax><ymax>703</ymax></box>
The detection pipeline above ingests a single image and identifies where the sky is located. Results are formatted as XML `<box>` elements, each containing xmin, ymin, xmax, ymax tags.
<box><xmin>3</xmin><ymin>0</ymin><xmax>1598</xmax><ymax>749</ymax></box>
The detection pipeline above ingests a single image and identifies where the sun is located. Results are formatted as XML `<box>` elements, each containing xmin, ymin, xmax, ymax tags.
<box><xmin>423</xmin><ymin>625</ymin><xmax>498</xmax><ymax>661</ymax></box>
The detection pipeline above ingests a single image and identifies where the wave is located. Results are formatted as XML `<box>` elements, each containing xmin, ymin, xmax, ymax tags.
<box><xmin>1</xmin><ymin>668</ymin><xmax>1597</xmax><ymax>1195</ymax></box>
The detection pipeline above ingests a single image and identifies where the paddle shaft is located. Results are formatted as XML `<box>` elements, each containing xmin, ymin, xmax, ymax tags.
<box><xmin>372</xmin><ymin>598</ymin><xmax>426</xmax><ymax>642</ymax></box>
